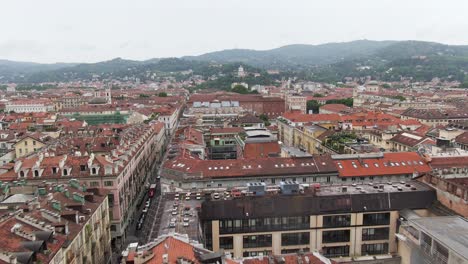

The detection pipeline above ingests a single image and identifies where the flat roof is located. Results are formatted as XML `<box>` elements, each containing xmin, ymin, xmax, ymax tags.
<box><xmin>410</xmin><ymin>216</ymin><xmax>468</xmax><ymax>260</ymax></box>
<box><xmin>200</xmin><ymin>181</ymin><xmax>436</xmax><ymax>220</ymax></box>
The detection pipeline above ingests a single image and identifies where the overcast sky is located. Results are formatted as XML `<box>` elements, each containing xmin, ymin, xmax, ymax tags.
<box><xmin>1</xmin><ymin>0</ymin><xmax>468</xmax><ymax>63</ymax></box>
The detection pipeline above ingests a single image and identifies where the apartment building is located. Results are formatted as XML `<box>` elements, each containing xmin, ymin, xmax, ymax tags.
<box><xmin>0</xmin><ymin>181</ymin><xmax>111</xmax><ymax>264</ymax></box>
<box><xmin>13</xmin><ymin>133</ymin><xmax>47</xmax><ymax>158</ymax></box>
<box><xmin>5</xmin><ymin>99</ymin><xmax>55</xmax><ymax>113</ymax></box>
<box><xmin>397</xmin><ymin>215</ymin><xmax>468</xmax><ymax>264</ymax></box>
<box><xmin>401</xmin><ymin>108</ymin><xmax>468</xmax><ymax>125</ymax></box>
<box><xmin>285</xmin><ymin>94</ymin><xmax>307</xmax><ymax>114</ymax></box>
<box><xmin>199</xmin><ymin>181</ymin><xmax>436</xmax><ymax>260</ymax></box>
<box><xmin>0</xmin><ymin>123</ymin><xmax>166</xmax><ymax>248</ymax></box>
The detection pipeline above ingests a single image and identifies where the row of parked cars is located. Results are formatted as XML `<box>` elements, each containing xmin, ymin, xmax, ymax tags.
<box><xmin>169</xmin><ymin>202</ymin><xmax>191</xmax><ymax>228</ymax></box>
<box><xmin>174</xmin><ymin>192</ymin><xmax>202</xmax><ymax>201</ymax></box>
<box><xmin>136</xmin><ymin>198</ymin><xmax>152</xmax><ymax>230</ymax></box>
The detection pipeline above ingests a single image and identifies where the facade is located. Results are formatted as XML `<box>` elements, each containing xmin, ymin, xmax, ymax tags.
<box><xmin>14</xmin><ymin>134</ymin><xmax>46</xmax><ymax>158</ymax></box>
<box><xmin>0</xmin><ymin>182</ymin><xmax>111</xmax><ymax>264</ymax></box>
<box><xmin>397</xmin><ymin>216</ymin><xmax>468</xmax><ymax>264</ymax></box>
<box><xmin>401</xmin><ymin>108</ymin><xmax>468</xmax><ymax>125</ymax></box>
<box><xmin>0</xmin><ymin>123</ymin><xmax>166</xmax><ymax>249</ymax></box>
<box><xmin>5</xmin><ymin>99</ymin><xmax>55</xmax><ymax>113</ymax></box>
<box><xmin>285</xmin><ymin>94</ymin><xmax>307</xmax><ymax>114</ymax></box>
<box><xmin>200</xmin><ymin>181</ymin><xmax>436</xmax><ymax>260</ymax></box>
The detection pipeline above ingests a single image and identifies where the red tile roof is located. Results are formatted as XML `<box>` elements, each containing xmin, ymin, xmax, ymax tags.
<box><xmin>334</xmin><ymin>152</ymin><xmax>431</xmax><ymax>177</ymax></box>
<box><xmin>244</xmin><ymin>141</ymin><xmax>281</xmax><ymax>159</ymax></box>
<box><xmin>163</xmin><ymin>155</ymin><xmax>337</xmax><ymax>179</ymax></box>
<box><xmin>282</xmin><ymin>112</ymin><xmax>341</xmax><ymax>123</ymax></box>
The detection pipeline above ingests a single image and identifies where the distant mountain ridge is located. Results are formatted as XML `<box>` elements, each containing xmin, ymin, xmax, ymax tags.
<box><xmin>1</xmin><ymin>40</ymin><xmax>468</xmax><ymax>83</ymax></box>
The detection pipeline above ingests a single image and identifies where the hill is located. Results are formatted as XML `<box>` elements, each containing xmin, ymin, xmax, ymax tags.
<box><xmin>184</xmin><ymin>40</ymin><xmax>397</xmax><ymax>69</ymax></box>
<box><xmin>1</xmin><ymin>40</ymin><xmax>468</xmax><ymax>84</ymax></box>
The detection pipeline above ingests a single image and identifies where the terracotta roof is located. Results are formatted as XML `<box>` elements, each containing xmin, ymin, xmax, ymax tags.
<box><xmin>390</xmin><ymin>132</ymin><xmax>436</xmax><ymax>147</ymax></box>
<box><xmin>244</xmin><ymin>141</ymin><xmax>281</xmax><ymax>159</ymax></box>
<box><xmin>334</xmin><ymin>152</ymin><xmax>431</xmax><ymax>177</ymax></box>
<box><xmin>163</xmin><ymin>155</ymin><xmax>337</xmax><ymax>179</ymax></box>
<box><xmin>429</xmin><ymin>156</ymin><xmax>468</xmax><ymax>169</ymax></box>
<box><xmin>455</xmin><ymin>131</ymin><xmax>468</xmax><ymax>146</ymax></box>
<box><xmin>282</xmin><ymin>112</ymin><xmax>341</xmax><ymax>123</ymax></box>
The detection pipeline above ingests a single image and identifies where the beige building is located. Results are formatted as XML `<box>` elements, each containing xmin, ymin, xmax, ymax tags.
<box><xmin>14</xmin><ymin>134</ymin><xmax>46</xmax><ymax>158</ymax></box>
<box><xmin>285</xmin><ymin>94</ymin><xmax>307</xmax><ymax>114</ymax></box>
<box><xmin>200</xmin><ymin>181</ymin><xmax>436</xmax><ymax>260</ymax></box>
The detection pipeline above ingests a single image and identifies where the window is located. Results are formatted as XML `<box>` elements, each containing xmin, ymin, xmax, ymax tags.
<box><xmin>52</xmin><ymin>167</ymin><xmax>58</xmax><ymax>174</ymax></box>
<box><xmin>281</xmin><ymin>232</ymin><xmax>310</xmax><ymax>246</ymax></box>
<box><xmin>19</xmin><ymin>148</ymin><xmax>22</xmax><ymax>154</ymax></box>
<box><xmin>24</xmin><ymin>141</ymin><xmax>28</xmax><ymax>146</ymax></box>
<box><xmin>80</xmin><ymin>165</ymin><xmax>86</xmax><ymax>172</ymax></box>
<box><xmin>91</xmin><ymin>167</ymin><xmax>97</xmax><ymax>174</ymax></box>
<box><xmin>34</xmin><ymin>170</ymin><xmax>39</xmax><ymax>177</ymax></box>
<box><xmin>110</xmin><ymin>225</ymin><xmax>117</xmax><ymax>232</ymax></box>
<box><xmin>303</xmin><ymin>177</ymin><xmax>307</xmax><ymax>183</ymax></box>
<box><xmin>20</xmin><ymin>171</ymin><xmax>25</xmax><ymax>177</ymax></box>
<box><xmin>271</xmin><ymin>179</ymin><xmax>275</xmax><ymax>184</ymax></box>
<box><xmin>323</xmin><ymin>215</ymin><xmax>351</xmax><ymax>228</ymax></box>
<box><xmin>63</xmin><ymin>169</ymin><xmax>68</xmax><ymax>176</ymax></box>
<box><xmin>362</xmin><ymin>227</ymin><xmax>389</xmax><ymax>241</ymax></box>
<box><xmin>361</xmin><ymin>243</ymin><xmax>388</xmax><ymax>255</ymax></box>
<box><xmin>90</xmin><ymin>181</ymin><xmax>99</xmax><ymax>187</ymax></box>
<box><xmin>219</xmin><ymin>237</ymin><xmax>233</xmax><ymax>249</ymax></box>
<box><xmin>103</xmin><ymin>181</ymin><xmax>113</xmax><ymax>187</ymax></box>
<box><xmin>220</xmin><ymin>216</ymin><xmax>309</xmax><ymax>234</ymax></box>
<box><xmin>322</xmin><ymin>229</ymin><xmax>350</xmax><ymax>243</ymax></box>
<box><xmin>108</xmin><ymin>194</ymin><xmax>114</xmax><ymax>207</ymax></box>
<box><xmin>33</xmin><ymin>140</ymin><xmax>36</xmax><ymax>146</ymax></box>
<box><xmin>322</xmin><ymin>245</ymin><xmax>349</xmax><ymax>258</ymax></box>
<box><xmin>363</xmin><ymin>213</ymin><xmax>390</xmax><ymax>226</ymax></box>
<box><xmin>243</xmin><ymin>234</ymin><xmax>272</xmax><ymax>248</ymax></box>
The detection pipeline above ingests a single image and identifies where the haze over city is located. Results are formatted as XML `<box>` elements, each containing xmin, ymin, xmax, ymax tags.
<box><xmin>2</xmin><ymin>0</ymin><xmax>468</xmax><ymax>63</ymax></box>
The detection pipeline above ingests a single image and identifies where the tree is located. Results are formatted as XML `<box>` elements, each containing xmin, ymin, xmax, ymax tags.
<box><xmin>259</xmin><ymin>114</ymin><xmax>271</xmax><ymax>127</ymax></box>
<box><xmin>313</xmin><ymin>93</ymin><xmax>324</xmax><ymax>97</ymax></box>
<box><xmin>158</xmin><ymin>92</ymin><xmax>168</xmax><ymax>97</ymax></box>
<box><xmin>231</xmin><ymin>84</ymin><xmax>249</xmax><ymax>94</ymax></box>
<box><xmin>325</xmin><ymin>98</ymin><xmax>353</xmax><ymax>107</ymax></box>
<box><xmin>306</xmin><ymin>100</ymin><xmax>320</xmax><ymax>113</ymax></box>
<box><xmin>139</xmin><ymin>94</ymin><xmax>149</xmax><ymax>98</ymax></box>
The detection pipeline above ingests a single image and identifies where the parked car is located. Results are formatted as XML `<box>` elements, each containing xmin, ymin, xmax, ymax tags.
<box><xmin>213</xmin><ymin>193</ymin><xmax>220</xmax><ymax>199</ymax></box>
<box><xmin>183</xmin><ymin>222</ymin><xmax>189</xmax><ymax>227</ymax></box>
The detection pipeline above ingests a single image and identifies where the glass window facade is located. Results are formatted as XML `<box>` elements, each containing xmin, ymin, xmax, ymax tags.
<box><xmin>219</xmin><ymin>236</ymin><xmax>233</xmax><ymax>249</ymax></box>
<box><xmin>323</xmin><ymin>214</ymin><xmax>351</xmax><ymax>228</ymax></box>
<box><xmin>323</xmin><ymin>245</ymin><xmax>349</xmax><ymax>258</ymax></box>
<box><xmin>363</xmin><ymin>213</ymin><xmax>390</xmax><ymax>226</ymax></box>
<box><xmin>322</xmin><ymin>229</ymin><xmax>350</xmax><ymax>243</ymax></box>
<box><xmin>281</xmin><ymin>232</ymin><xmax>310</xmax><ymax>246</ymax></box>
<box><xmin>361</xmin><ymin>243</ymin><xmax>389</xmax><ymax>255</ymax></box>
<box><xmin>219</xmin><ymin>216</ymin><xmax>310</xmax><ymax>234</ymax></box>
<box><xmin>243</xmin><ymin>234</ymin><xmax>272</xmax><ymax>248</ymax></box>
<box><xmin>362</xmin><ymin>227</ymin><xmax>389</xmax><ymax>241</ymax></box>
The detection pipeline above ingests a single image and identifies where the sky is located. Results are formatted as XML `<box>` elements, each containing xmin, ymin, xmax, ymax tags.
<box><xmin>1</xmin><ymin>0</ymin><xmax>468</xmax><ymax>63</ymax></box>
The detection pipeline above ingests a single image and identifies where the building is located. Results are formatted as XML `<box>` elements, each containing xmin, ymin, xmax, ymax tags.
<box><xmin>161</xmin><ymin>155</ymin><xmax>338</xmax><ymax>191</ymax></box>
<box><xmin>417</xmin><ymin>174</ymin><xmax>468</xmax><ymax>217</ymax></box>
<box><xmin>0</xmin><ymin>181</ymin><xmax>111</xmax><ymax>264</ymax></box>
<box><xmin>199</xmin><ymin>180</ymin><xmax>436</xmax><ymax>259</ymax></box>
<box><xmin>0</xmin><ymin>123</ymin><xmax>166</xmax><ymax>249</ymax></box>
<box><xmin>397</xmin><ymin>215</ymin><xmax>468</xmax><ymax>264</ymax></box>
<box><xmin>401</xmin><ymin>108</ymin><xmax>468</xmax><ymax>126</ymax></box>
<box><xmin>155</xmin><ymin>105</ymin><xmax>181</xmax><ymax>136</ymax></box>
<box><xmin>5</xmin><ymin>99</ymin><xmax>55</xmax><ymax>113</ymax></box>
<box><xmin>238</xmin><ymin>65</ymin><xmax>246</xmax><ymax>77</ymax></box>
<box><xmin>120</xmin><ymin>233</ymin><xmax>335</xmax><ymax>264</ymax></box>
<box><xmin>14</xmin><ymin>133</ymin><xmax>48</xmax><ymax>158</ymax></box>
<box><xmin>188</xmin><ymin>93</ymin><xmax>285</xmax><ymax>118</ymax></box>
<box><xmin>285</xmin><ymin>94</ymin><xmax>307</xmax><ymax>114</ymax></box>
<box><xmin>388</xmin><ymin>132</ymin><xmax>436</xmax><ymax>152</ymax></box>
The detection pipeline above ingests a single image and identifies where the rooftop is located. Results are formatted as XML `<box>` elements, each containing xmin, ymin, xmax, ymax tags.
<box><xmin>409</xmin><ymin>216</ymin><xmax>468</xmax><ymax>260</ymax></box>
<box><xmin>200</xmin><ymin>181</ymin><xmax>435</xmax><ymax>220</ymax></box>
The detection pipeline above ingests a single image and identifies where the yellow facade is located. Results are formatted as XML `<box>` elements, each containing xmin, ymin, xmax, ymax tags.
<box><xmin>15</xmin><ymin>136</ymin><xmax>45</xmax><ymax>158</ymax></box>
